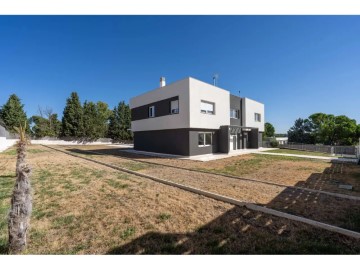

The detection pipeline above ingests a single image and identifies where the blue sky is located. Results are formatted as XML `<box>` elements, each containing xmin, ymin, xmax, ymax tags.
<box><xmin>0</xmin><ymin>15</ymin><xmax>359</xmax><ymax>133</ymax></box>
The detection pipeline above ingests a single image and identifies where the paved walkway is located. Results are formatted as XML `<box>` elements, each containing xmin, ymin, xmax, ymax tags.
<box><xmin>256</xmin><ymin>151</ymin><xmax>358</xmax><ymax>163</ymax></box>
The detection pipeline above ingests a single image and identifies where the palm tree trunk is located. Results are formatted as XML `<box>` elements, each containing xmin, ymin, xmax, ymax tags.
<box><xmin>8</xmin><ymin>141</ymin><xmax>32</xmax><ymax>254</ymax></box>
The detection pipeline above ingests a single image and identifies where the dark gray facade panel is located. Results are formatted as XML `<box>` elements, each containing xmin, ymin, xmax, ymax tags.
<box><xmin>258</xmin><ymin>132</ymin><xmax>263</xmax><ymax>147</ymax></box>
<box><xmin>219</xmin><ymin>126</ymin><xmax>230</xmax><ymax>153</ymax></box>
<box><xmin>133</xmin><ymin>129</ymin><xmax>189</xmax><ymax>156</ymax></box>
<box><xmin>131</xmin><ymin>96</ymin><xmax>179</xmax><ymax>121</ymax></box>
<box><xmin>188</xmin><ymin>129</ymin><xmax>219</xmax><ymax>156</ymax></box>
<box><xmin>229</xmin><ymin>94</ymin><xmax>242</xmax><ymax>126</ymax></box>
<box><xmin>249</xmin><ymin>129</ymin><xmax>259</xmax><ymax>148</ymax></box>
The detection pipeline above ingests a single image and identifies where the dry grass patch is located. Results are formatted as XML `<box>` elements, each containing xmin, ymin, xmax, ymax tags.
<box><xmin>1</xmin><ymin>145</ymin><xmax>359</xmax><ymax>254</ymax></box>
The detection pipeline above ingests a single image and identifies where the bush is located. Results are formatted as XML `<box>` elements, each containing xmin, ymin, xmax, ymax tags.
<box><xmin>270</xmin><ymin>140</ymin><xmax>279</xmax><ymax>148</ymax></box>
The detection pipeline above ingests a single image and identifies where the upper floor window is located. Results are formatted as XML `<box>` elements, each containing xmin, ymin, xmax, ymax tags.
<box><xmin>149</xmin><ymin>106</ymin><xmax>155</xmax><ymax>118</ymax></box>
<box><xmin>255</xmin><ymin>113</ymin><xmax>261</xmax><ymax>122</ymax></box>
<box><xmin>230</xmin><ymin>109</ymin><xmax>239</xmax><ymax>119</ymax></box>
<box><xmin>200</xmin><ymin>101</ymin><xmax>215</xmax><ymax>115</ymax></box>
<box><xmin>170</xmin><ymin>100</ymin><xmax>179</xmax><ymax>114</ymax></box>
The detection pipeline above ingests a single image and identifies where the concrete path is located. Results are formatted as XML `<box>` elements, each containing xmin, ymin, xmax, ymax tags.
<box><xmin>256</xmin><ymin>151</ymin><xmax>358</xmax><ymax>163</ymax></box>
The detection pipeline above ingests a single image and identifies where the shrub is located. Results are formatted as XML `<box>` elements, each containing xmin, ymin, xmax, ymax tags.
<box><xmin>270</xmin><ymin>140</ymin><xmax>279</xmax><ymax>148</ymax></box>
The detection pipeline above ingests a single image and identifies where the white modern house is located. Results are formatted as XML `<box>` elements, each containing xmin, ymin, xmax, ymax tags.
<box><xmin>130</xmin><ymin>77</ymin><xmax>265</xmax><ymax>156</ymax></box>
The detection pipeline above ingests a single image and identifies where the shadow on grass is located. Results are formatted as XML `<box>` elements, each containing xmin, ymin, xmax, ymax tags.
<box><xmin>66</xmin><ymin>147</ymin><xmax>360</xmax><ymax>254</ymax></box>
<box><xmin>107</xmin><ymin>206</ymin><xmax>360</xmax><ymax>255</ymax></box>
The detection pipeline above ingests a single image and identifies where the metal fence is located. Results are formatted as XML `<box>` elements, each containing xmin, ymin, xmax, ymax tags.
<box><xmin>280</xmin><ymin>142</ymin><xmax>357</xmax><ymax>156</ymax></box>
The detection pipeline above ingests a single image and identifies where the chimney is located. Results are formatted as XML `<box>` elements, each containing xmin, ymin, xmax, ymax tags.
<box><xmin>160</xmin><ymin>77</ymin><xmax>166</xmax><ymax>88</ymax></box>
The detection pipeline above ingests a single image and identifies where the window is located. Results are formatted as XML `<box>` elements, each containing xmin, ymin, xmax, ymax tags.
<box><xmin>149</xmin><ymin>106</ymin><xmax>155</xmax><ymax>118</ymax></box>
<box><xmin>255</xmin><ymin>113</ymin><xmax>261</xmax><ymax>122</ymax></box>
<box><xmin>198</xmin><ymin>132</ymin><xmax>212</xmax><ymax>147</ymax></box>
<box><xmin>230</xmin><ymin>109</ymin><xmax>239</xmax><ymax>119</ymax></box>
<box><xmin>170</xmin><ymin>100</ymin><xmax>179</xmax><ymax>114</ymax></box>
<box><xmin>200</xmin><ymin>101</ymin><xmax>215</xmax><ymax>114</ymax></box>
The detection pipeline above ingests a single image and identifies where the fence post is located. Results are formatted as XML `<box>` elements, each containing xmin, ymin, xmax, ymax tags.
<box><xmin>331</xmin><ymin>146</ymin><xmax>334</xmax><ymax>156</ymax></box>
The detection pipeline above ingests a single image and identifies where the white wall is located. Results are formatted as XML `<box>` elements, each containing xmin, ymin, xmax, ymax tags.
<box><xmin>0</xmin><ymin>137</ymin><xmax>17</xmax><ymax>152</ymax></box>
<box><xmin>243</xmin><ymin>97</ymin><xmax>265</xmax><ymax>132</ymax></box>
<box><xmin>130</xmin><ymin>78</ymin><xmax>190</xmax><ymax>132</ymax></box>
<box><xmin>30</xmin><ymin>139</ymin><xmax>112</xmax><ymax>145</ymax></box>
<box><xmin>189</xmin><ymin>78</ymin><xmax>230</xmax><ymax>129</ymax></box>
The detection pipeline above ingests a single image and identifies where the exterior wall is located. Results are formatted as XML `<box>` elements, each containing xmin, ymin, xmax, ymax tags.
<box><xmin>219</xmin><ymin>126</ymin><xmax>230</xmax><ymax>153</ymax></box>
<box><xmin>133</xmin><ymin>128</ymin><xmax>220</xmax><ymax>156</ymax></box>
<box><xmin>258</xmin><ymin>132</ymin><xmax>263</xmax><ymax>147</ymax></box>
<box><xmin>249</xmin><ymin>128</ymin><xmax>259</xmax><ymax>148</ymax></box>
<box><xmin>189</xmin><ymin>129</ymin><xmax>218</xmax><ymax>156</ymax></box>
<box><xmin>229</xmin><ymin>95</ymin><xmax>241</xmax><ymax>126</ymax></box>
<box><xmin>133</xmin><ymin>129</ymin><xmax>190</xmax><ymax>156</ymax></box>
<box><xmin>243</xmin><ymin>98</ymin><xmax>265</xmax><ymax>132</ymax></box>
<box><xmin>131</xmin><ymin>96</ymin><xmax>179</xmax><ymax>121</ymax></box>
<box><xmin>0</xmin><ymin>138</ymin><xmax>17</xmax><ymax>152</ymax></box>
<box><xmin>188</xmin><ymin>78</ymin><xmax>230</xmax><ymax>129</ymax></box>
<box><xmin>130</xmin><ymin>78</ymin><xmax>190</xmax><ymax>132</ymax></box>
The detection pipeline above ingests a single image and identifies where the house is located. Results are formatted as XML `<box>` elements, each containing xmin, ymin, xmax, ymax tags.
<box><xmin>130</xmin><ymin>77</ymin><xmax>264</xmax><ymax>156</ymax></box>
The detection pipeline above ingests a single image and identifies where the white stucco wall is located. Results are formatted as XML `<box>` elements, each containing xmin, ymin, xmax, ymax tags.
<box><xmin>188</xmin><ymin>78</ymin><xmax>230</xmax><ymax>129</ymax></box>
<box><xmin>130</xmin><ymin>78</ymin><xmax>190</xmax><ymax>132</ymax></box>
<box><xmin>243</xmin><ymin>97</ymin><xmax>265</xmax><ymax>132</ymax></box>
<box><xmin>0</xmin><ymin>137</ymin><xmax>17</xmax><ymax>152</ymax></box>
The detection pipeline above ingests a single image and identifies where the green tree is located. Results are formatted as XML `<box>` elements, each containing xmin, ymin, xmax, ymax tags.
<box><xmin>264</xmin><ymin>122</ymin><xmax>275</xmax><ymax>138</ymax></box>
<box><xmin>61</xmin><ymin>92</ymin><xmax>84</xmax><ymax>137</ymax></box>
<box><xmin>333</xmin><ymin>115</ymin><xmax>357</xmax><ymax>145</ymax></box>
<box><xmin>287</xmin><ymin>118</ymin><xmax>314</xmax><ymax>144</ymax></box>
<box><xmin>30</xmin><ymin>107</ymin><xmax>61</xmax><ymax>138</ymax></box>
<box><xmin>108</xmin><ymin>101</ymin><xmax>132</xmax><ymax>142</ymax></box>
<box><xmin>82</xmin><ymin>101</ymin><xmax>112</xmax><ymax>140</ymax></box>
<box><xmin>96</xmin><ymin>101</ymin><xmax>112</xmax><ymax>138</ymax></box>
<box><xmin>0</xmin><ymin>94</ymin><xmax>28</xmax><ymax>134</ymax></box>
<box><xmin>83</xmin><ymin>101</ymin><xmax>98</xmax><ymax>140</ymax></box>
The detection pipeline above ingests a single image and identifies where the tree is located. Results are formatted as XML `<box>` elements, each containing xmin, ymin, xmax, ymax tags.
<box><xmin>30</xmin><ymin>107</ymin><xmax>61</xmax><ymax>138</ymax></box>
<box><xmin>8</xmin><ymin>121</ymin><xmax>32</xmax><ymax>254</ymax></box>
<box><xmin>95</xmin><ymin>101</ymin><xmax>112</xmax><ymax>138</ymax></box>
<box><xmin>61</xmin><ymin>92</ymin><xmax>84</xmax><ymax>137</ymax></box>
<box><xmin>333</xmin><ymin>115</ymin><xmax>357</xmax><ymax>145</ymax></box>
<box><xmin>289</xmin><ymin>113</ymin><xmax>359</xmax><ymax>145</ymax></box>
<box><xmin>264</xmin><ymin>122</ymin><xmax>275</xmax><ymax>138</ymax></box>
<box><xmin>108</xmin><ymin>101</ymin><xmax>132</xmax><ymax>142</ymax></box>
<box><xmin>82</xmin><ymin>101</ymin><xmax>112</xmax><ymax>140</ymax></box>
<box><xmin>287</xmin><ymin>118</ymin><xmax>314</xmax><ymax>144</ymax></box>
<box><xmin>0</xmin><ymin>94</ymin><xmax>28</xmax><ymax>134</ymax></box>
<box><xmin>83</xmin><ymin>101</ymin><xmax>98</xmax><ymax>140</ymax></box>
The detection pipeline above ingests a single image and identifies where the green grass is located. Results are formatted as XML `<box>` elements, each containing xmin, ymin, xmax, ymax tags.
<box><xmin>264</xmin><ymin>149</ymin><xmax>334</xmax><ymax>157</ymax></box>
<box><xmin>122</xmin><ymin>162</ymin><xmax>151</xmax><ymax>171</ymax></box>
<box><xmin>120</xmin><ymin>227</ymin><xmax>136</xmax><ymax>240</ymax></box>
<box><xmin>107</xmin><ymin>179</ymin><xmax>129</xmax><ymax>189</ymax></box>
<box><xmin>157</xmin><ymin>213</ymin><xmax>171</xmax><ymax>221</ymax></box>
<box><xmin>53</xmin><ymin>215</ymin><xmax>76</xmax><ymax>228</ymax></box>
<box><xmin>200</xmin><ymin>154</ymin><xmax>308</xmax><ymax>177</ymax></box>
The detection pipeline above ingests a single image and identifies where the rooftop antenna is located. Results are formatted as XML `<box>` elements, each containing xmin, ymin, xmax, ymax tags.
<box><xmin>212</xmin><ymin>73</ymin><xmax>219</xmax><ymax>86</ymax></box>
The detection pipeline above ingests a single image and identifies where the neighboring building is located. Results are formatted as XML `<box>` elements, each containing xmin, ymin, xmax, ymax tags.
<box><xmin>130</xmin><ymin>77</ymin><xmax>265</xmax><ymax>156</ymax></box>
<box><xmin>275</xmin><ymin>137</ymin><xmax>288</xmax><ymax>145</ymax></box>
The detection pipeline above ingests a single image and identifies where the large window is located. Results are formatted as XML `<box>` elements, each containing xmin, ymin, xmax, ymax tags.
<box><xmin>255</xmin><ymin>113</ymin><xmax>261</xmax><ymax>122</ymax></box>
<box><xmin>230</xmin><ymin>109</ymin><xmax>239</xmax><ymax>119</ymax></box>
<box><xmin>198</xmin><ymin>132</ymin><xmax>212</xmax><ymax>147</ymax></box>
<box><xmin>170</xmin><ymin>100</ymin><xmax>179</xmax><ymax>114</ymax></box>
<box><xmin>200</xmin><ymin>101</ymin><xmax>215</xmax><ymax>115</ymax></box>
<box><xmin>149</xmin><ymin>106</ymin><xmax>155</xmax><ymax>118</ymax></box>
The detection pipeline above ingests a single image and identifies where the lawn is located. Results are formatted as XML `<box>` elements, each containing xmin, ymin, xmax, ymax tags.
<box><xmin>263</xmin><ymin>148</ymin><xmax>335</xmax><ymax>157</ymax></box>
<box><xmin>1</xmin><ymin>145</ymin><xmax>359</xmax><ymax>254</ymax></box>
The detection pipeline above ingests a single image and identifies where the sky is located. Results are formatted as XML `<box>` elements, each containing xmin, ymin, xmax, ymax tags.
<box><xmin>0</xmin><ymin>15</ymin><xmax>359</xmax><ymax>133</ymax></box>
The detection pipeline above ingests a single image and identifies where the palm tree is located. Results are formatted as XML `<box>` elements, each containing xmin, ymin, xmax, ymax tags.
<box><xmin>8</xmin><ymin>121</ymin><xmax>32</xmax><ymax>254</ymax></box>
